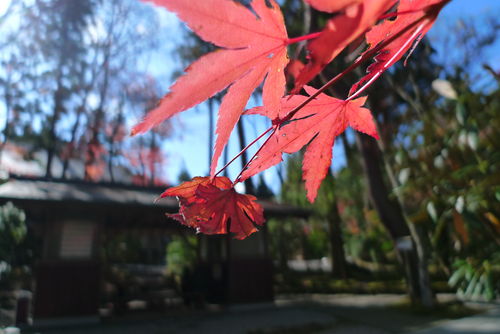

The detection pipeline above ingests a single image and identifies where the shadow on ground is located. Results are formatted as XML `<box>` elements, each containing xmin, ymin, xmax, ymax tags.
<box><xmin>25</xmin><ymin>294</ymin><xmax>499</xmax><ymax>334</ymax></box>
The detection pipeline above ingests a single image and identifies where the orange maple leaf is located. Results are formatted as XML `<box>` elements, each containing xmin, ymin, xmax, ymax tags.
<box><xmin>162</xmin><ymin>176</ymin><xmax>264</xmax><ymax>240</ymax></box>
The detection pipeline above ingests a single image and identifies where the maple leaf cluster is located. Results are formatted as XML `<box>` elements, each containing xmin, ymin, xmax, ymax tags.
<box><xmin>135</xmin><ymin>0</ymin><xmax>449</xmax><ymax>239</ymax></box>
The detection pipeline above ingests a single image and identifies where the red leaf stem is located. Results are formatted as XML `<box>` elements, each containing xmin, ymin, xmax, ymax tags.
<box><xmin>214</xmin><ymin>124</ymin><xmax>275</xmax><ymax>178</ymax></box>
<box><xmin>234</xmin><ymin>125</ymin><xmax>278</xmax><ymax>184</ymax></box>
<box><xmin>287</xmin><ymin>32</ymin><xmax>322</xmax><ymax>45</ymax></box>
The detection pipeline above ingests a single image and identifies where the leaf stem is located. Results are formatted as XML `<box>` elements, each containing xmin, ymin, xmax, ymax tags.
<box><xmin>234</xmin><ymin>125</ymin><xmax>278</xmax><ymax>185</ymax></box>
<box><xmin>214</xmin><ymin>125</ymin><xmax>275</xmax><ymax>179</ymax></box>
<box><xmin>286</xmin><ymin>32</ymin><xmax>322</xmax><ymax>45</ymax></box>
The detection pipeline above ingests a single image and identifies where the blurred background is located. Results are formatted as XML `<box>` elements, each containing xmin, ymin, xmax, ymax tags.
<box><xmin>0</xmin><ymin>0</ymin><xmax>499</xmax><ymax>332</ymax></box>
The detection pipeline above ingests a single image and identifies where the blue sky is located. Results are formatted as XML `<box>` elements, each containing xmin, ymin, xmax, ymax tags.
<box><xmin>1</xmin><ymin>0</ymin><xmax>499</xmax><ymax>190</ymax></box>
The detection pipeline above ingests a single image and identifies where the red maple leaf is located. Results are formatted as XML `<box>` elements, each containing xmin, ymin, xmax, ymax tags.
<box><xmin>132</xmin><ymin>0</ymin><xmax>289</xmax><ymax>176</ymax></box>
<box><xmin>162</xmin><ymin>176</ymin><xmax>264</xmax><ymax>240</ymax></box>
<box><xmin>294</xmin><ymin>0</ymin><xmax>397</xmax><ymax>92</ymax></box>
<box><xmin>350</xmin><ymin>0</ymin><xmax>448</xmax><ymax>95</ymax></box>
<box><xmin>242</xmin><ymin>86</ymin><xmax>378</xmax><ymax>202</ymax></box>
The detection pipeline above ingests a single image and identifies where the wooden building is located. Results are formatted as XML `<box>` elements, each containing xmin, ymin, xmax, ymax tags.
<box><xmin>0</xmin><ymin>176</ymin><xmax>308</xmax><ymax>325</ymax></box>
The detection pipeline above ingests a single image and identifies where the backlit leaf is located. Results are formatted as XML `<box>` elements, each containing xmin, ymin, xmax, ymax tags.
<box><xmin>133</xmin><ymin>0</ymin><xmax>289</xmax><ymax>176</ymax></box>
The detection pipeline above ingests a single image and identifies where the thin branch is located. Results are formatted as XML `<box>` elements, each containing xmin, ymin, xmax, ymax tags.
<box><xmin>347</xmin><ymin>22</ymin><xmax>426</xmax><ymax>100</ymax></box>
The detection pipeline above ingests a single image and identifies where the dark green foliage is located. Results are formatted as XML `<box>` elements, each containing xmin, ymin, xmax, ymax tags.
<box><xmin>277</xmin><ymin>154</ymin><xmax>330</xmax><ymax>261</ymax></box>
<box><xmin>102</xmin><ymin>232</ymin><xmax>144</xmax><ymax>264</ymax></box>
<box><xmin>448</xmin><ymin>258</ymin><xmax>499</xmax><ymax>301</ymax></box>
<box><xmin>0</xmin><ymin>202</ymin><xmax>27</xmax><ymax>264</ymax></box>
<box><xmin>387</xmin><ymin>43</ymin><xmax>500</xmax><ymax>300</ymax></box>
<box><xmin>0</xmin><ymin>202</ymin><xmax>35</xmax><ymax>295</ymax></box>
<box><xmin>165</xmin><ymin>235</ymin><xmax>198</xmax><ymax>278</ymax></box>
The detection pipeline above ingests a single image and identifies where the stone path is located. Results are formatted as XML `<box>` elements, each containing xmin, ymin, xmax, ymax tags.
<box><xmin>412</xmin><ymin>305</ymin><xmax>500</xmax><ymax>334</ymax></box>
<box><xmin>25</xmin><ymin>294</ymin><xmax>500</xmax><ymax>334</ymax></box>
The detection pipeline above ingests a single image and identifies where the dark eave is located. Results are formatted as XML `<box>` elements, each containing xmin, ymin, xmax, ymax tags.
<box><xmin>0</xmin><ymin>176</ymin><xmax>311</xmax><ymax>218</ymax></box>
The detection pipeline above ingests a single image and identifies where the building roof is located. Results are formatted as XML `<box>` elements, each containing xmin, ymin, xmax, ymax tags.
<box><xmin>0</xmin><ymin>177</ymin><xmax>310</xmax><ymax>218</ymax></box>
<box><xmin>0</xmin><ymin>142</ymin><xmax>139</xmax><ymax>184</ymax></box>
<box><xmin>0</xmin><ymin>176</ymin><xmax>176</xmax><ymax>208</ymax></box>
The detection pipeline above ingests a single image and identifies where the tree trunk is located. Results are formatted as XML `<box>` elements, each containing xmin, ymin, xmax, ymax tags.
<box><xmin>149</xmin><ymin>132</ymin><xmax>157</xmax><ymax>186</ymax></box>
<box><xmin>327</xmin><ymin>192</ymin><xmax>348</xmax><ymax>278</ymax></box>
<box><xmin>45</xmin><ymin>83</ymin><xmax>64</xmax><ymax>178</ymax></box>
<box><xmin>85</xmin><ymin>44</ymin><xmax>111</xmax><ymax>180</ymax></box>
<box><xmin>63</xmin><ymin>61</ymin><xmax>100</xmax><ymax>179</ymax></box>
<box><xmin>61</xmin><ymin>105</ymin><xmax>85</xmax><ymax>179</ymax></box>
<box><xmin>376</xmin><ymin>137</ymin><xmax>435</xmax><ymax>308</ymax></box>
<box><xmin>46</xmin><ymin>10</ymin><xmax>72</xmax><ymax>178</ymax></box>
<box><xmin>236</xmin><ymin>119</ymin><xmax>255</xmax><ymax>194</ymax></box>
<box><xmin>356</xmin><ymin>133</ymin><xmax>434</xmax><ymax>307</ymax></box>
<box><xmin>0</xmin><ymin>73</ymin><xmax>13</xmax><ymax>164</ymax></box>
